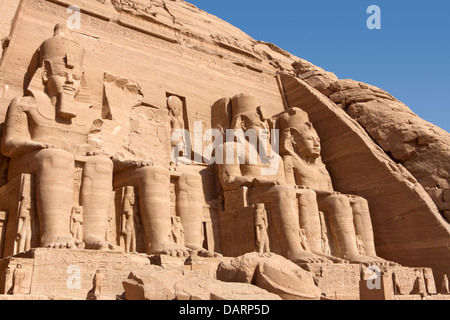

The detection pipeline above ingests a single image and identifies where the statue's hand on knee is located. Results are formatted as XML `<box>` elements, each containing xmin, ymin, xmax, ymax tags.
<box><xmin>252</xmin><ymin>178</ymin><xmax>279</xmax><ymax>188</ymax></box>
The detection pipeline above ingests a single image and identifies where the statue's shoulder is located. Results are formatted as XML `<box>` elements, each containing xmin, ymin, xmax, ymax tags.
<box><xmin>282</xmin><ymin>154</ymin><xmax>302</xmax><ymax>169</ymax></box>
<box><xmin>7</xmin><ymin>95</ymin><xmax>36</xmax><ymax>113</ymax></box>
<box><xmin>282</xmin><ymin>153</ymin><xmax>294</xmax><ymax>163</ymax></box>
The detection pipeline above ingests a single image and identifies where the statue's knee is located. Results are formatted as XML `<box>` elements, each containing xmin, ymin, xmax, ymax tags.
<box><xmin>85</xmin><ymin>156</ymin><xmax>113</xmax><ymax>175</ymax></box>
<box><xmin>354</xmin><ymin>197</ymin><xmax>368</xmax><ymax>208</ymax></box>
<box><xmin>274</xmin><ymin>186</ymin><xmax>296</xmax><ymax>200</ymax></box>
<box><xmin>179</xmin><ymin>172</ymin><xmax>202</xmax><ymax>189</ymax></box>
<box><xmin>301</xmin><ymin>189</ymin><xmax>317</xmax><ymax>202</ymax></box>
<box><xmin>326</xmin><ymin>194</ymin><xmax>350</xmax><ymax>208</ymax></box>
<box><xmin>36</xmin><ymin>149</ymin><xmax>74</xmax><ymax>169</ymax></box>
<box><xmin>139</xmin><ymin>166</ymin><xmax>170</xmax><ymax>184</ymax></box>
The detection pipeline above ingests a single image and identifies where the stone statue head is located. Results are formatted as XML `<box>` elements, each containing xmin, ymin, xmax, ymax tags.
<box><xmin>40</xmin><ymin>24</ymin><xmax>84</xmax><ymax>96</ymax></box>
<box><xmin>279</xmin><ymin>107</ymin><xmax>321</xmax><ymax>159</ymax></box>
<box><xmin>230</xmin><ymin>94</ymin><xmax>270</xmax><ymax>142</ymax></box>
<box><xmin>167</xmin><ymin>95</ymin><xmax>183</xmax><ymax>117</ymax></box>
<box><xmin>26</xmin><ymin>24</ymin><xmax>85</xmax><ymax>119</ymax></box>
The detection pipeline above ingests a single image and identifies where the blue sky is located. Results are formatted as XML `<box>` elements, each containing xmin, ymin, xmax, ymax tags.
<box><xmin>188</xmin><ymin>0</ymin><xmax>450</xmax><ymax>132</ymax></box>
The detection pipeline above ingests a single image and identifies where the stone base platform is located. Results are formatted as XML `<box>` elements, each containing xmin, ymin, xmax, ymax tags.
<box><xmin>0</xmin><ymin>248</ymin><xmax>445</xmax><ymax>300</ymax></box>
<box><xmin>394</xmin><ymin>294</ymin><xmax>450</xmax><ymax>300</ymax></box>
<box><xmin>0</xmin><ymin>248</ymin><xmax>151</xmax><ymax>300</ymax></box>
<box><xmin>302</xmin><ymin>263</ymin><xmax>440</xmax><ymax>300</ymax></box>
<box><xmin>0</xmin><ymin>249</ymin><xmax>225</xmax><ymax>300</ymax></box>
<box><xmin>0</xmin><ymin>294</ymin><xmax>75</xmax><ymax>300</ymax></box>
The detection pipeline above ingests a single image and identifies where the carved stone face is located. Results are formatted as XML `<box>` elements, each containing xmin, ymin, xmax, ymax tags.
<box><xmin>43</xmin><ymin>62</ymin><xmax>82</xmax><ymax>98</ymax></box>
<box><xmin>242</xmin><ymin>114</ymin><xmax>271</xmax><ymax>142</ymax></box>
<box><xmin>292</xmin><ymin>128</ymin><xmax>321</xmax><ymax>159</ymax></box>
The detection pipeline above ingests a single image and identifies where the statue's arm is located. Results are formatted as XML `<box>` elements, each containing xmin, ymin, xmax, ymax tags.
<box><xmin>111</xmin><ymin>156</ymin><xmax>152</xmax><ymax>173</ymax></box>
<box><xmin>217</xmin><ymin>142</ymin><xmax>252</xmax><ymax>191</ymax></box>
<box><xmin>218</xmin><ymin>162</ymin><xmax>252</xmax><ymax>191</ymax></box>
<box><xmin>1</xmin><ymin>98</ymin><xmax>44</xmax><ymax>158</ymax></box>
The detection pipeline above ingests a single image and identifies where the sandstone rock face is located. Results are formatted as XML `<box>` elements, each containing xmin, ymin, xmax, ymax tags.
<box><xmin>0</xmin><ymin>0</ymin><xmax>448</xmax><ymax>301</ymax></box>
<box><xmin>217</xmin><ymin>253</ymin><xmax>322</xmax><ymax>300</ymax></box>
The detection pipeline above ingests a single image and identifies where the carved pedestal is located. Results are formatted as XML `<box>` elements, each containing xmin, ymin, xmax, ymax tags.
<box><xmin>304</xmin><ymin>263</ymin><xmax>441</xmax><ymax>300</ymax></box>
<box><xmin>0</xmin><ymin>249</ymin><xmax>150</xmax><ymax>300</ymax></box>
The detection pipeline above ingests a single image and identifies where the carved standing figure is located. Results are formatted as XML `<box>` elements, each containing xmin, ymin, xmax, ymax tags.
<box><xmin>121</xmin><ymin>187</ymin><xmax>136</xmax><ymax>253</ymax></box>
<box><xmin>1</xmin><ymin>24</ymin><xmax>119</xmax><ymax>251</ymax></box>
<box><xmin>70</xmin><ymin>206</ymin><xmax>83</xmax><ymax>242</ymax></box>
<box><xmin>168</xmin><ymin>95</ymin><xmax>187</xmax><ymax>158</ymax></box>
<box><xmin>15</xmin><ymin>196</ymin><xmax>33</xmax><ymax>254</ymax></box>
<box><xmin>12</xmin><ymin>264</ymin><xmax>25</xmax><ymax>295</ymax></box>
<box><xmin>93</xmin><ymin>269</ymin><xmax>104</xmax><ymax>296</ymax></box>
<box><xmin>254</xmin><ymin>203</ymin><xmax>270</xmax><ymax>255</ymax></box>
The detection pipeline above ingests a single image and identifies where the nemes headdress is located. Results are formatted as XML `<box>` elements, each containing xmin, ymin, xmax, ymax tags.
<box><xmin>278</xmin><ymin>107</ymin><xmax>311</xmax><ymax>132</ymax></box>
<box><xmin>230</xmin><ymin>94</ymin><xmax>268</xmax><ymax>130</ymax></box>
<box><xmin>25</xmin><ymin>24</ymin><xmax>85</xmax><ymax>92</ymax></box>
<box><xmin>278</xmin><ymin>107</ymin><xmax>315</xmax><ymax>154</ymax></box>
<box><xmin>39</xmin><ymin>24</ymin><xmax>84</xmax><ymax>68</ymax></box>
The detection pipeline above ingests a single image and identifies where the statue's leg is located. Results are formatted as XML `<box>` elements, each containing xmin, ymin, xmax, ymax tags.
<box><xmin>251</xmin><ymin>186</ymin><xmax>329</xmax><ymax>264</ymax></box>
<box><xmin>176</xmin><ymin>171</ymin><xmax>205</xmax><ymax>252</ymax></box>
<box><xmin>114</xmin><ymin>166</ymin><xmax>190</xmax><ymax>257</ymax></box>
<box><xmin>351</xmin><ymin>196</ymin><xmax>377</xmax><ymax>257</ymax></box>
<box><xmin>81</xmin><ymin>156</ymin><xmax>119</xmax><ymax>251</ymax></box>
<box><xmin>34</xmin><ymin>149</ymin><xmax>81</xmax><ymax>248</ymax></box>
<box><xmin>319</xmin><ymin>194</ymin><xmax>380</xmax><ymax>265</ymax></box>
<box><xmin>298</xmin><ymin>189</ymin><xmax>347</xmax><ymax>263</ymax></box>
<box><xmin>297</xmin><ymin>189</ymin><xmax>322</xmax><ymax>252</ymax></box>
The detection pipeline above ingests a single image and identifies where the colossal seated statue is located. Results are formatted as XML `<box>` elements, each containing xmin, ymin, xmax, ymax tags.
<box><xmin>215</xmin><ymin>94</ymin><xmax>330</xmax><ymax>264</ymax></box>
<box><xmin>278</xmin><ymin>107</ymin><xmax>389</xmax><ymax>265</ymax></box>
<box><xmin>110</xmin><ymin>101</ymin><xmax>211</xmax><ymax>257</ymax></box>
<box><xmin>1</xmin><ymin>24</ymin><xmax>118</xmax><ymax>251</ymax></box>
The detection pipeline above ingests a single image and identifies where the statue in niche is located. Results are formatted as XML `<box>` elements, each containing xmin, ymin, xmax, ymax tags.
<box><xmin>254</xmin><ymin>203</ymin><xmax>270</xmax><ymax>255</ymax></box>
<box><xmin>215</xmin><ymin>94</ymin><xmax>329</xmax><ymax>264</ymax></box>
<box><xmin>1</xmin><ymin>24</ymin><xmax>119</xmax><ymax>251</ymax></box>
<box><xmin>278</xmin><ymin>107</ymin><xmax>392</xmax><ymax>265</ymax></box>
<box><xmin>121</xmin><ymin>186</ymin><xmax>136</xmax><ymax>253</ymax></box>
<box><xmin>70</xmin><ymin>206</ymin><xmax>84</xmax><ymax>242</ymax></box>
<box><xmin>168</xmin><ymin>95</ymin><xmax>187</xmax><ymax>158</ymax></box>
